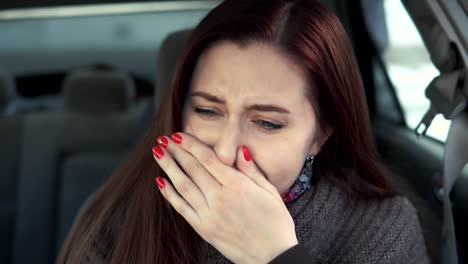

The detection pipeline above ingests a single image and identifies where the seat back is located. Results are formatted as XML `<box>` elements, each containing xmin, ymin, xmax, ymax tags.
<box><xmin>12</xmin><ymin>68</ymin><xmax>146</xmax><ymax>264</ymax></box>
<box><xmin>0</xmin><ymin>116</ymin><xmax>23</xmax><ymax>264</ymax></box>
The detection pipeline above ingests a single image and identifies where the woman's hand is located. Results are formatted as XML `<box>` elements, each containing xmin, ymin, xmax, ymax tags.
<box><xmin>152</xmin><ymin>132</ymin><xmax>298</xmax><ymax>264</ymax></box>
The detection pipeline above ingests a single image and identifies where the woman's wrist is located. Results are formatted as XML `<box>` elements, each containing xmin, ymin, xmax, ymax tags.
<box><xmin>262</xmin><ymin>238</ymin><xmax>299</xmax><ymax>264</ymax></box>
<box><xmin>238</xmin><ymin>237</ymin><xmax>298</xmax><ymax>264</ymax></box>
<box><xmin>267</xmin><ymin>243</ymin><xmax>311</xmax><ymax>264</ymax></box>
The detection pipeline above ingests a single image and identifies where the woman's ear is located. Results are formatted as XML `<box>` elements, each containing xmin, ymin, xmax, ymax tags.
<box><xmin>310</xmin><ymin>125</ymin><xmax>333</xmax><ymax>155</ymax></box>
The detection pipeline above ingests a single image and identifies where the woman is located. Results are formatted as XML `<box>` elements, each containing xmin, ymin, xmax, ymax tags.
<box><xmin>58</xmin><ymin>0</ymin><xmax>430</xmax><ymax>263</ymax></box>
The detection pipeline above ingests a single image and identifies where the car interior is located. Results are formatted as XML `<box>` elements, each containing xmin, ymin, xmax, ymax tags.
<box><xmin>0</xmin><ymin>1</ymin><xmax>467</xmax><ymax>264</ymax></box>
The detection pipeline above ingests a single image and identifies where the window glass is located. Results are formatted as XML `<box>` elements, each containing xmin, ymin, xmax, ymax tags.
<box><xmin>382</xmin><ymin>0</ymin><xmax>450</xmax><ymax>141</ymax></box>
<box><xmin>0</xmin><ymin>6</ymin><xmax>211</xmax><ymax>80</ymax></box>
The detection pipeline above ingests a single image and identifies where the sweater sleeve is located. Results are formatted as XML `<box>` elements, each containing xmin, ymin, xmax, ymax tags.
<box><xmin>268</xmin><ymin>244</ymin><xmax>313</xmax><ymax>264</ymax></box>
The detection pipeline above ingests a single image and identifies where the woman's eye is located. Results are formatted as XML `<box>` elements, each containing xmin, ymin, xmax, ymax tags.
<box><xmin>254</xmin><ymin>120</ymin><xmax>284</xmax><ymax>131</ymax></box>
<box><xmin>193</xmin><ymin>107</ymin><xmax>282</xmax><ymax>131</ymax></box>
<box><xmin>194</xmin><ymin>107</ymin><xmax>219</xmax><ymax>118</ymax></box>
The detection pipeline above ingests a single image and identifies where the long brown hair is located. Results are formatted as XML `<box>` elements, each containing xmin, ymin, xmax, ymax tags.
<box><xmin>58</xmin><ymin>0</ymin><xmax>396</xmax><ymax>263</ymax></box>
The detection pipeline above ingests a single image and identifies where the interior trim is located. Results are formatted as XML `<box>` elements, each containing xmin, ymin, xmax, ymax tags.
<box><xmin>0</xmin><ymin>1</ymin><xmax>220</xmax><ymax>21</ymax></box>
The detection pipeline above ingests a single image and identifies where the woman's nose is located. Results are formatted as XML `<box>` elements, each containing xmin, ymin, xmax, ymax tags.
<box><xmin>213</xmin><ymin>127</ymin><xmax>242</xmax><ymax>167</ymax></box>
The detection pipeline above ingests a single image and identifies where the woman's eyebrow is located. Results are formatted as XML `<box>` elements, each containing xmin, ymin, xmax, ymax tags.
<box><xmin>248</xmin><ymin>104</ymin><xmax>290</xmax><ymax>114</ymax></box>
<box><xmin>191</xmin><ymin>91</ymin><xmax>225</xmax><ymax>104</ymax></box>
<box><xmin>191</xmin><ymin>91</ymin><xmax>290</xmax><ymax>114</ymax></box>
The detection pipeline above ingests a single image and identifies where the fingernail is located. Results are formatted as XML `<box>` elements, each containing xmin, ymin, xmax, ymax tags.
<box><xmin>152</xmin><ymin>145</ymin><xmax>164</xmax><ymax>159</ymax></box>
<box><xmin>242</xmin><ymin>145</ymin><xmax>251</xmax><ymax>161</ymax></box>
<box><xmin>155</xmin><ymin>176</ymin><xmax>165</xmax><ymax>189</ymax></box>
<box><xmin>171</xmin><ymin>133</ymin><xmax>182</xmax><ymax>144</ymax></box>
<box><xmin>156</xmin><ymin>136</ymin><xmax>168</xmax><ymax>148</ymax></box>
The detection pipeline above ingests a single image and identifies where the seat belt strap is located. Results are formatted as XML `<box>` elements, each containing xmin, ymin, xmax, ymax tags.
<box><xmin>441</xmin><ymin>112</ymin><xmax>468</xmax><ymax>264</ymax></box>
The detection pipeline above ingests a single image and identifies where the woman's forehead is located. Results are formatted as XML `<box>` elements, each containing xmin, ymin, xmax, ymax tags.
<box><xmin>190</xmin><ymin>41</ymin><xmax>309</xmax><ymax>105</ymax></box>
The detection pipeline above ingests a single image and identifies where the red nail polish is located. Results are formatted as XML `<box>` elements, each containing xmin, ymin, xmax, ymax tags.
<box><xmin>156</xmin><ymin>176</ymin><xmax>165</xmax><ymax>189</ymax></box>
<box><xmin>242</xmin><ymin>145</ymin><xmax>251</xmax><ymax>161</ymax></box>
<box><xmin>152</xmin><ymin>145</ymin><xmax>164</xmax><ymax>159</ymax></box>
<box><xmin>157</xmin><ymin>136</ymin><xmax>168</xmax><ymax>148</ymax></box>
<box><xmin>171</xmin><ymin>133</ymin><xmax>182</xmax><ymax>144</ymax></box>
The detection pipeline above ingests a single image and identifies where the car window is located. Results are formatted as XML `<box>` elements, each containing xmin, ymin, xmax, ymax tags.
<box><xmin>0</xmin><ymin>2</ymin><xmax>214</xmax><ymax>80</ymax></box>
<box><xmin>380</xmin><ymin>0</ymin><xmax>450</xmax><ymax>142</ymax></box>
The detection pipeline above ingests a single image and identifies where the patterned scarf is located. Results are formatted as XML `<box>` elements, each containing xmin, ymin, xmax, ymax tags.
<box><xmin>280</xmin><ymin>157</ymin><xmax>313</xmax><ymax>203</ymax></box>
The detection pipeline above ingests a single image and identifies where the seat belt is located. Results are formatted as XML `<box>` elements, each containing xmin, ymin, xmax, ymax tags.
<box><xmin>440</xmin><ymin>112</ymin><xmax>468</xmax><ymax>264</ymax></box>
<box><xmin>415</xmin><ymin>68</ymin><xmax>467</xmax><ymax>264</ymax></box>
<box><xmin>403</xmin><ymin>0</ymin><xmax>468</xmax><ymax>262</ymax></box>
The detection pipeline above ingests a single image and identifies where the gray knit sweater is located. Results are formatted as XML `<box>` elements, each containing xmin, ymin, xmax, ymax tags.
<box><xmin>206</xmin><ymin>178</ymin><xmax>430</xmax><ymax>263</ymax></box>
<box><xmin>75</xmin><ymin>177</ymin><xmax>429</xmax><ymax>263</ymax></box>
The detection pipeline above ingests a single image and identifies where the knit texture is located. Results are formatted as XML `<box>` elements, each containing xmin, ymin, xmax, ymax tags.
<box><xmin>74</xmin><ymin>177</ymin><xmax>430</xmax><ymax>263</ymax></box>
<box><xmin>206</xmin><ymin>178</ymin><xmax>430</xmax><ymax>263</ymax></box>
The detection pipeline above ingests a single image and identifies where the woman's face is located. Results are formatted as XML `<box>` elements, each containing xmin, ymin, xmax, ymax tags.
<box><xmin>182</xmin><ymin>41</ymin><xmax>325</xmax><ymax>193</ymax></box>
